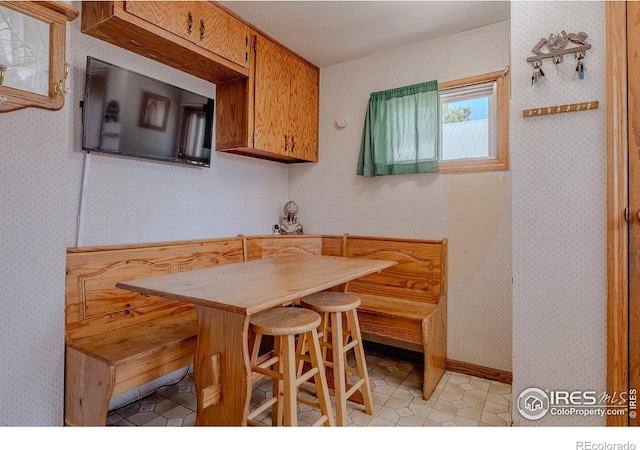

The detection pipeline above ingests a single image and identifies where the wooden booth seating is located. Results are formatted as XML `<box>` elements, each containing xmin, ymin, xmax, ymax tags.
<box><xmin>241</xmin><ymin>234</ymin><xmax>322</xmax><ymax>260</ymax></box>
<box><xmin>323</xmin><ymin>234</ymin><xmax>448</xmax><ymax>400</ymax></box>
<box><xmin>64</xmin><ymin>237</ymin><xmax>245</xmax><ymax>426</ymax></box>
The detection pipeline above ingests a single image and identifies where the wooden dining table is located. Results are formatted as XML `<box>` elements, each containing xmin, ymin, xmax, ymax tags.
<box><xmin>116</xmin><ymin>253</ymin><xmax>395</xmax><ymax>426</ymax></box>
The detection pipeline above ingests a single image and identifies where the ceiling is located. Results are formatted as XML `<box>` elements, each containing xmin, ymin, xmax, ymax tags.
<box><xmin>219</xmin><ymin>1</ymin><xmax>511</xmax><ymax>68</ymax></box>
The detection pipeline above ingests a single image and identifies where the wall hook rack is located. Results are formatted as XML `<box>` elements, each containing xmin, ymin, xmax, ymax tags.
<box><xmin>526</xmin><ymin>31</ymin><xmax>591</xmax><ymax>65</ymax></box>
<box><xmin>522</xmin><ymin>100</ymin><xmax>599</xmax><ymax>118</ymax></box>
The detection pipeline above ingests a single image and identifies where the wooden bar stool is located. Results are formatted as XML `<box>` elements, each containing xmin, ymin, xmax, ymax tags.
<box><xmin>299</xmin><ymin>292</ymin><xmax>374</xmax><ymax>426</ymax></box>
<box><xmin>247</xmin><ymin>306</ymin><xmax>334</xmax><ymax>426</ymax></box>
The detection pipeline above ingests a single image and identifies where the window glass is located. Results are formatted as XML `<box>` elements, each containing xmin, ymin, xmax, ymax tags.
<box><xmin>440</xmin><ymin>82</ymin><xmax>495</xmax><ymax>161</ymax></box>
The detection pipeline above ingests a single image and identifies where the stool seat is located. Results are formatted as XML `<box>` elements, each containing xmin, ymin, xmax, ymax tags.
<box><xmin>250</xmin><ymin>307</ymin><xmax>321</xmax><ymax>335</ymax></box>
<box><xmin>301</xmin><ymin>292</ymin><xmax>361</xmax><ymax>312</ymax></box>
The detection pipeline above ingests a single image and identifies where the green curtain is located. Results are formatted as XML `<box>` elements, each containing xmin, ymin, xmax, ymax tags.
<box><xmin>357</xmin><ymin>80</ymin><xmax>439</xmax><ymax>177</ymax></box>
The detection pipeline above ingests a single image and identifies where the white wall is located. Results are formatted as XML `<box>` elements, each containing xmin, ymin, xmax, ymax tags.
<box><xmin>510</xmin><ymin>1</ymin><xmax>607</xmax><ymax>426</ymax></box>
<box><xmin>290</xmin><ymin>21</ymin><xmax>513</xmax><ymax>372</ymax></box>
<box><xmin>0</xmin><ymin>1</ymin><xmax>288</xmax><ymax>425</ymax></box>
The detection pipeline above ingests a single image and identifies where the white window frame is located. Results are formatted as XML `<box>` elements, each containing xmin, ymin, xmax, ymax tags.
<box><xmin>438</xmin><ymin>69</ymin><xmax>510</xmax><ymax>173</ymax></box>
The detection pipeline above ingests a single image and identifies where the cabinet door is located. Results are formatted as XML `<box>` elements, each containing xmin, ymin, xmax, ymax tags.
<box><xmin>254</xmin><ymin>36</ymin><xmax>290</xmax><ymax>156</ymax></box>
<box><xmin>197</xmin><ymin>3</ymin><xmax>248</xmax><ymax>68</ymax></box>
<box><xmin>125</xmin><ymin>1</ymin><xmax>198</xmax><ymax>44</ymax></box>
<box><xmin>288</xmin><ymin>58</ymin><xmax>319</xmax><ymax>162</ymax></box>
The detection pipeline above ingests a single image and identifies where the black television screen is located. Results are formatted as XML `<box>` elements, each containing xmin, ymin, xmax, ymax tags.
<box><xmin>82</xmin><ymin>57</ymin><xmax>214</xmax><ymax>168</ymax></box>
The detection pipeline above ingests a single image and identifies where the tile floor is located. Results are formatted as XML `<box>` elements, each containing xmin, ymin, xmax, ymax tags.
<box><xmin>107</xmin><ymin>350</ymin><xmax>512</xmax><ymax>427</ymax></box>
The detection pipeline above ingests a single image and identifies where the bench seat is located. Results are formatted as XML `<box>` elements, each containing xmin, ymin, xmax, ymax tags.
<box><xmin>67</xmin><ymin>311</ymin><xmax>196</xmax><ymax>367</ymax></box>
<box><xmin>356</xmin><ymin>294</ymin><xmax>437</xmax><ymax>344</ymax></box>
<box><xmin>64</xmin><ymin>237</ymin><xmax>244</xmax><ymax>426</ymax></box>
<box><xmin>329</xmin><ymin>234</ymin><xmax>448</xmax><ymax>400</ymax></box>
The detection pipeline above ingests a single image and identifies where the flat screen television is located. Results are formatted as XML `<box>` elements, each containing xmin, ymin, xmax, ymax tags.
<box><xmin>81</xmin><ymin>57</ymin><xmax>214</xmax><ymax>168</ymax></box>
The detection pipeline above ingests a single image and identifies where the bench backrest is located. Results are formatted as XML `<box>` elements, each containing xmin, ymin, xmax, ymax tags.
<box><xmin>342</xmin><ymin>235</ymin><xmax>447</xmax><ymax>304</ymax></box>
<box><xmin>242</xmin><ymin>234</ymin><xmax>322</xmax><ymax>260</ymax></box>
<box><xmin>65</xmin><ymin>237</ymin><xmax>245</xmax><ymax>341</ymax></box>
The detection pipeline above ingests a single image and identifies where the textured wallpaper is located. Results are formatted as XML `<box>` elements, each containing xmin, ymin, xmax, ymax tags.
<box><xmin>0</xmin><ymin>1</ymin><xmax>289</xmax><ymax>425</ymax></box>
<box><xmin>289</xmin><ymin>20</ymin><xmax>513</xmax><ymax>373</ymax></box>
<box><xmin>510</xmin><ymin>1</ymin><xmax>606</xmax><ymax>426</ymax></box>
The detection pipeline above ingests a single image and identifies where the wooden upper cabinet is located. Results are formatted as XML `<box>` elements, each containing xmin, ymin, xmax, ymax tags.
<box><xmin>81</xmin><ymin>1</ymin><xmax>248</xmax><ymax>84</ymax></box>
<box><xmin>289</xmin><ymin>57</ymin><xmax>319</xmax><ymax>162</ymax></box>
<box><xmin>82</xmin><ymin>1</ymin><xmax>318</xmax><ymax>163</ymax></box>
<box><xmin>254</xmin><ymin>36</ymin><xmax>291</xmax><ymax>157</ymax></box>
<box><xmin>198</xmin><ymin>3</ymin><xmax>249</xmax><ymax>69</ymax></box>
<box><xmin>124</xmin><ymin>1</ymin><xmax>249</xmax><ymax>69</ymax></box>
<box><xmin>223</xmin><ymin>34</ymin><xmax>318</xmax><ymax>163</ymax></box>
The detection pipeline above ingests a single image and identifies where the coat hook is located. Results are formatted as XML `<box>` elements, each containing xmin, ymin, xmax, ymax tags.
<box><xmin>0</xmin><ymin>65</ymin><xmax>5</xmax><ymax>86</ymax></box>
<box><xmin>53</xmin><ymin>62</ymin><xmax>70</xmax><ymax>96</ymax></box>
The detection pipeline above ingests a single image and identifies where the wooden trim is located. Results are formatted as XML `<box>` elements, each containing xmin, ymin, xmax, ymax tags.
<box><xmin>438</xmin><ymin>69</ymin><xmax>510</xmax><ymax>174</ymax></box>
<box><xmin>446</xmin><ymin>359</ymin><xmax>512</xmax><ymax>385</ymax></box>
<box><xmin>438</xmin><ymin>69</ymin><xmax>506</xmax><ymax>91</ymax></box>
<box><xmin>606</xmin><ymin>0</ymin><xmax>629</xmax><ymax>427</ymax></box>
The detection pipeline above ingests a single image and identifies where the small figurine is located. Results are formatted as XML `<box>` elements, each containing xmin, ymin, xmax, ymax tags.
<box><xmin>280</xmin><ymin>200</ymin><xmax>303</xmax><ymax>235</ymax></box>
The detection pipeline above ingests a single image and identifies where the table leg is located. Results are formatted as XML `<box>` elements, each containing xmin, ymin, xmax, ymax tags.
<box><xmin>194</xmin><ymin>306</ymin><xmax>251</xmax><ymax>426</ymax></box>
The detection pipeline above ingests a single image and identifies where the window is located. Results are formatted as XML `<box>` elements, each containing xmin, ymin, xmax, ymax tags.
<box><xmin>437</xmin><ymin>70</ymin><xmax>510</xmax><ymax>173</ymax></box>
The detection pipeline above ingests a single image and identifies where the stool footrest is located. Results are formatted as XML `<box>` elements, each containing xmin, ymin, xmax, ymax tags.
<box><xmin>247</xmin><ymin>397</ymin><xmax>278</xmax><ymax>421</ymax></box>
<box><xmin>345</xmin><ymin>378</ymin><xmax>365</xmax><ymax>400</ymax></box>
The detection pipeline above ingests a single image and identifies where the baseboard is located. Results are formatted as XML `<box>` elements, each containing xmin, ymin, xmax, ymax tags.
<box><xmin>363</xmin><ymin>340</ymin><xmax>512</xmax><ymax>384</ymax></box>
<box><xmin>445</xmin><ymin>359</ymin><xmax>512</xmax><ymax>384</ymax></box>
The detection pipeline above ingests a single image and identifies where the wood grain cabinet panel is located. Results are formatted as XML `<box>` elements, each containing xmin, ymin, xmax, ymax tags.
<box><xmin>217</xmin><ymin>34</ymin><xmax>319</xmax><ymax>163</ymax></box>
<box><xmin>254</xmin><ymin>36</ymin><xmax>293</xmax><ymax>157</ymax></box>
<box><xmin>81</xmin><ymin>1</ymin><xmax>248</xmax><ymax>84</ymax></box>
<box><xmin>289</xmin><ymin>56</ymin><xmax>319</xmax><ymax>162</ymax></box>
<box><xmin>125</xmin><ymin>1</ymin><xmax>248</xmax><ymax>69</ymax></box>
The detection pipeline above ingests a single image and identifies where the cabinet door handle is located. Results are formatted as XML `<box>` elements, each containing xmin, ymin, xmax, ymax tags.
<box><xmin>187</xmin><ymin>12</ymin><xmax>193</xmax><ymax>35</ymax></box>
<box><xmin>284</xmin><ymin>135</ymin><xmax>288</xmax><ymax>152</ymax></box>
<box><xmin>291</xmin><ymin>136</ymin><xmax>295</xmax><ymax>154</ymax></box>
<box><xmin>200</xmin><ymin>19</ymin><xmax>205</xmax><ymax>41</ymax></box>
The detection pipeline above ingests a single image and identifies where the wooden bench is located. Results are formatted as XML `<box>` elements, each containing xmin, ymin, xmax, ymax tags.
<box><xmin>241</xmin><ymin>234</ymin><xmax>322</xmax><ymax>260</ymax></box>
<box><xmin>64</xmin><ymin>237</ymin><xmax>244</xmax><ymax>426</ymax></box>
<box><xmin>323</xmin><ymin>234</ymin><xmax>447</xmax><ymax>400</ymax></box>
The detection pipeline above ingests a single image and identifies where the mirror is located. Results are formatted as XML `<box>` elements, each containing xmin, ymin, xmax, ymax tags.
<box><xmin>0</xmin><ymin>1</ymin><xmax>78</xmax><ymax>112</ymax></box>
<box><xmin>0</xmin><ymin>5</ymin><xmax>50</xmax><ymax>96</ymax></box>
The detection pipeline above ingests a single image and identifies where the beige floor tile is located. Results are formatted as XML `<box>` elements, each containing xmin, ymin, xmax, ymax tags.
<box><xmin>397</xmin><ymin>414</ymin><xmax>427</xmax><ymax>426</ymax></box>
<box><xmin>428</xmin><ymin>408</ymin><xmax>455</xmax><ymax>423</ymax></box>
<box><xmin>456</xmin><ymin>407</ymin><xmax>482</xmax><ymax>421</ymax></box>
<box><xmin>489</xmin><ymin>381</ymin><xmax>512</xmax><ymax>395</ymax></box>
<box><xmin>480</xmin><ymin>411</ymin><xmax>508</xmax><ymax>426</ymax></box>
<box><xmin>483</xmin><ymin>400</ymin><xmax>510</xmax><ymax>415</ymax></box>
<box><xmin>105</xmin><ymin>353</ymin><xmax>512</xmax><ymax>429</ymax></box>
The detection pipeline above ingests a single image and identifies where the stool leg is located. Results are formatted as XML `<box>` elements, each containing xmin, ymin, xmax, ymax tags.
<box><xmin>306</xmin><ymin>327</ymin><xmax>335</xmax><ymax>427</ymax></box>
<box><xmin>346</xmin><ymin>309</ymin><xmax>374</xmax><ymax>415</ymax></box>
<box><xmin>330</xmin><ymin>311</ymin><xmax>348</xmax><ymax>426</ymax></box>
<box><xmin>272</xmin><ymin>337</ymin><xmax>283</xmax><ymax>426</ymax></box>
<box><xmin>281</xmin><ymin>334</ymin><xmax>298</xmax><ymax>426</ymax></box>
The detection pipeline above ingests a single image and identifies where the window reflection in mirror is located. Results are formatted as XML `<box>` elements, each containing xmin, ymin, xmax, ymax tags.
<box><xmin>0</xmin><ymin>5</ymin><xmax>50</xmax><ymax>96</ymax></box>
<box><xmin>178</xmin><ymin>104</ymin><xmax>210</xmax><ymax>161</ymax></box>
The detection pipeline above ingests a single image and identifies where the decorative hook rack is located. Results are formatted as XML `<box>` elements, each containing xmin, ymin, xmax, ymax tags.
<box><xmin>522</xmin><ymin>100</ymin><xmax>598</xmax><ymax>118</ymax></box>
<box><xmin>527</xmin><ymin>31</ymin><xmax>591</xmax><ymax>65</ymax></box>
